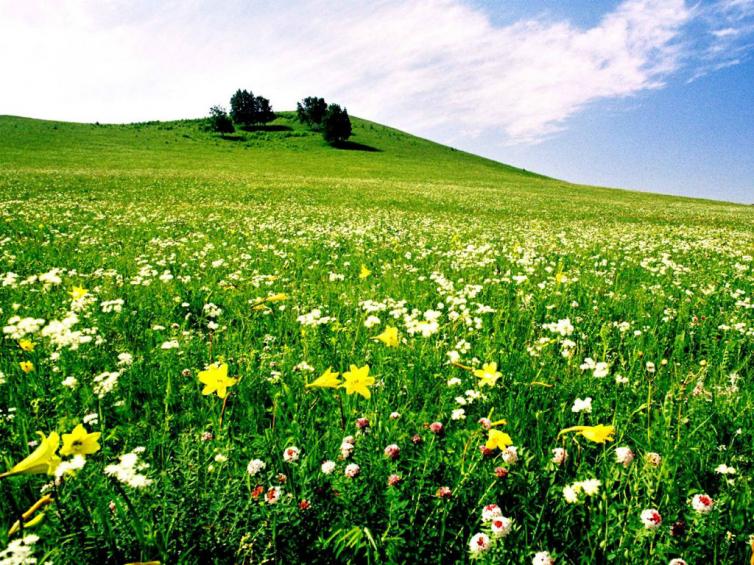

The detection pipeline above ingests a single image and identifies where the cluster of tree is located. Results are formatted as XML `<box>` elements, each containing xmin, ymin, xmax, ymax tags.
<box><xmin>207</xmin><ymin>90</ymin><xmax>352</xmax><ymax>146</ymax></box>
<box><xmin>208</xmin><ymin>89</ymin><xmax>276</xmax><ymax>134</ymax></box>
<box><xmin>297</xmin><ymin>97</ymin><xmax>352</xmax><ymax>145</ymax></box>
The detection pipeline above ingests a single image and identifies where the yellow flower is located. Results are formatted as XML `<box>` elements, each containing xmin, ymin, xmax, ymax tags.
<box><xmin>305</xmin><ymin>367</ymin><xmax>342</xmax><ymax>389</ymax></box>
<box><xmin>19</xmin><ymin>361</ymin><xmax>34</xmax><ymax>373</ymax></box>
<box><xmin>558</xmin><ymin>424</ymin><xmax>615</xmax><ymax>444</ymax></box>
<box><xmin>19</xmin><ymin>339</ymin><xmax>35</xmax><ymax>352</ymax></box>
<box><xmin>70</xmin><ymin>286</ymin><xmax>88</xmax><ymax>300</ymax></box>
<box><xmin>198</xmin><ymin>362</ymin><xmax>238</xmax><ymax>399</ymax></box>
<box><xmin>60</xmin><ymin>424</ymin><xmax>101</xmax><ymax>457</ymax></box>
<box><xmin>0</xmin><ymin>432</ymin><xmax>61</xmax><ymax>479</ymax></box>
<box><xmin>374</xmin><ymin>326</ymin><xmax>399</xmax><ymax>347</ymax></box>
<box><xmin>473</xmin><ymin>362</ymin><xmax>501</xmax><ymax>387</ymax></box>
<box><xmin>340</xmin><ymin>364</ymin><xmax>375</xmax><ymax>399</ymax></box>
<box><xmin>485</xmin><ymin>429</ymin><xmax>513</xmax><ymax>451</ymax></box>
<box><xmin>251</xmin><ymin>293</ymin><xmax>288</xmax><ymax>311</ymax></box>
<box><xmin>359</xmin><ymin>264</ymin><xmax>371</xmax><ymax>280</ymax></box>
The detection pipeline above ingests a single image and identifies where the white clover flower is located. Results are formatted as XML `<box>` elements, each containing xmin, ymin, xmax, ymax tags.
<box><xmin>690</xmin><ymin>494</ymin><xmax>714</xmax><ymax>514</ymax></box>
<box><xmin>283</xmin><ymin>446</ymin><xmax>300</xmax><ymax>463</ymax></box>
<box><xmin>532</xmin><ymin>551</ymin><xmax>555</xmax><ymax>565</ymax></box>
<box><xmin>615</xmin><ymin>447</ymin><xmax>635</xmax><ymax>467</ymax></box>
<box><xmin>247</xmin><ymin>459</ymin><xmax>266</xmax><ymax>476</ymax></box>
<box><xmin>640</xmin><ymin>508</ymin><xmax>662</xmax><ymax>529</ymax></box>
<box><xmin>481</xmin><ymin>503</ymin><xmax>502</xmax><ymax>522</ymax></box>
<box><xmin>344</xmin><ymin>463</ymin><xmax>360</xmax><ymax>478</ymax></box>
<box><xmin>468</xmin><ymin>533</ymin><xmax>491</xmax><ymax>554</ymax></box>
<box><xmin>552</xmin><ymin>448</ymin><xmax>568</xmax><ymax>465</ymax></box>
<box><xmin>321</xmin><ymin>460</ymin><xmax>336</xmax><ymax>475</ymax></box>
<box><xmin>491</xmin><ymin>516</ymin><xmax>512</xmax><ymax>537</ymax></box>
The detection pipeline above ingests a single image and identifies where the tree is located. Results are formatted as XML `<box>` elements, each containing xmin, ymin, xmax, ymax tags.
<box><xmin>208</xmin><ymin>105</ymin><xmax>234</xmax><ymax>134</ymax></box>
<box><xmin>296</xmin><ymin>96</ymin><xmax>328</xmax><ymax>128</ymax></box>
<box><xmin>229</xmin><ymin>89</ymin><xmax>257</xmax><ymax>126</ymax></box>
<box><xmin>255</xmin><ymin>96</ymin><xmax>276</xmax><ymax>125</ymax></box>
<box><xmin>230</xmin><ymin>89</ymin><xmax>276</xmax><ymax>127</ymax></box>
<box><xmin>322</xmin><ymin>104</ymin><xmax>352</xmax><ymax>145</ymax></box>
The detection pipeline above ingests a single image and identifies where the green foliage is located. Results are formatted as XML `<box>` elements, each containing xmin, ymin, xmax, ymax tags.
<box><xmin>297</xmin><ymin>97</ymin><xmax>328</xmax><ymax>129</ymax></box>
<box><xmin>322</xmin><ymin>104</ymin><xmax>352</xmax><ymax>145</ymax></box>
<box><xmin>229</xmin><ymin>89</ymin><xmax>276</xmax><ymax>127</ymax></box>
<box><xmin>207</xmin><ymin>106</ymin><xmax>234</xmax><ymax>134</ymax></box>
<box><xmin>0</xmin><ymin>114</ymin><xmax>752</xmax><ymax>564</ymax></box>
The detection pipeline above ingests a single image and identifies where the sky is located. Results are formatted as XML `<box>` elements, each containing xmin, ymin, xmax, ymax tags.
<box><xmin>1</xmin><ymin>0</ymin><xmax>753</xmax><ymax>203</ymax></box>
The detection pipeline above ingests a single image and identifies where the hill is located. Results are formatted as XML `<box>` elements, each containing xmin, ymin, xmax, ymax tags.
<box><xmin>0</xmin><ymin>113</ymin><xmax>751</xmax><ymax>228</ymax></box>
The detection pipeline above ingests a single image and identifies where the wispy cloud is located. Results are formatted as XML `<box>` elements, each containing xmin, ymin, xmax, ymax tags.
<box><xmin>0</xmin><ymin>0</ymin><xmax>751</xmax><ymax>144</ymax></box>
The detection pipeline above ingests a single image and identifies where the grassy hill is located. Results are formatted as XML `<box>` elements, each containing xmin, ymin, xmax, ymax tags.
<box><xmin>0</xmin><ymin>113</ymin><xmax>753</xmax><ymax>564</ymax></box>
<box><xmin>1</xmin><ymin>113</ymin><xmax>751</xmax><ymax>227</ymax></box>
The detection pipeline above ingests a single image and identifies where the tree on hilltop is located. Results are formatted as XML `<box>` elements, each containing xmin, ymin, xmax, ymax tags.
<box><xmin>322</xmin><ymin>104</ymin><xmax>352</xmax><ymax>145</ymax></box>
<box><xmin>296</xmin><ymin>97</ymin><xmax>328</xmax><ymax>128</ymax></box>
<box><xmin>208</xmin><ymin>105</ymin><xmax>234</xmax><ymax>134</ymax></box>
<box><xmin>230</xmin><ymin>89</ymin><xmax>276</xmax><ymax>127</ymax></box>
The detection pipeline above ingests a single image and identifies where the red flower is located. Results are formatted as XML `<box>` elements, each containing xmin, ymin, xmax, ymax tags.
<box><xmin>494</xmin><ymin>466</ymin><xmax>509</xmax><ymax>479</ymax></box>
<box><xmin>299</xmin><ymin>499</ymin><xmax>311</xmax><ymax>511</ymax></box>
<box><xmin>436</xmin><ymin>486</ymin><xmax>452</xmax><ymax>499</ymax></box>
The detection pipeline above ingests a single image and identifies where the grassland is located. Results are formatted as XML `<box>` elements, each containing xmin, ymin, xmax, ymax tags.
<box><xmin>0</xmin><ymin>113</ymin><xmax>752</xmax><ymax>564</ymax></box>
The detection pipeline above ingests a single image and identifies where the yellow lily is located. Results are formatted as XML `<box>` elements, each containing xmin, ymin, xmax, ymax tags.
<box><xmin>340</xmin><ymin>364</ymin><xmax>375</xmax><ymax>399</ymax></box>
<box><xmin>374</xmin><ymin>326</ymin><xmax>399</xmax><ymax>347</ymax></box>
<box><xmin>558</xmin><ymin>424</ymin><xmax>615</xmax><ymax>444</ymax></box>
<box><xmin>8</xmin><ymin>494</ymin><xmax>54</xmax><ymax>536</ymax></box>
<box><xmin>305</xmin><ymin>367</ymin><xmax>342</xmax><ymax>389</ymax></box>
<box><xmin>473</xmin><ymin>362</ymin><xmax>501</xmax><ymax>387</ymax></box>
<box><xmin>359</xmin><ymin>265</ymin><xmax>371</xmax><ymax>280</ymax></box>
<box><xmin>0</xmin><ymin>432</ymin><xmax>61</xmax><ymax>479</ymax></box>
<box><xmin>60</xmin><ymin>424</ymin><xmax>101</xmax><ymax>457</ymax></box>
<box><xmin>198</xmin><ymin>362</ymin><xmax>238</xmax><ymax>399</ymax></box>
<box><xmin>19</xmin><ymin>339</ymin><xmax>35</xmax><ymax>352</ymax></box>
<box><xmin>69</xmin><ymin>286</ymin><xmax>88</xmax><ymax>300</ymax></box>
<box><xmin>485</xmin><ymin>429</ymin><xmax>513</xmax><ymax>451</ymax></box>
<box><xmin>19</xmin><ymin>361</ymin><xmax>34</xmax><ymax>373</ymax></box>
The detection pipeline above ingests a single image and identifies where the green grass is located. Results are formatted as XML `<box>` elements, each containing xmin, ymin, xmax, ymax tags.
<box><xmin>0</xmin><ymin>113</ymin><xmax>752</xmax><ymax>564</ymax></box>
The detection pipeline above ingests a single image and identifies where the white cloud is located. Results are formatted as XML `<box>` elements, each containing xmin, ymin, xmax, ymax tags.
<box><xmin>0</xmin><ymin>0</ymin><xmax>750</xmax><ymax>143</ymax></box>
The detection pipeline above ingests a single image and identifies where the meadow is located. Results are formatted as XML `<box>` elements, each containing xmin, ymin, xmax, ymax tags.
<box><xmin>0</xmin><ymin>113</ymin><xmax>753</xmax><ymax>564</ymax></box>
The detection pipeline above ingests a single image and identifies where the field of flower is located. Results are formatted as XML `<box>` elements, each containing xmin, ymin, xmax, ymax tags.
<box><xmin>0</xmin><ymin>114</ymin><xmax>753</xmax><ymax>564</ymax></box>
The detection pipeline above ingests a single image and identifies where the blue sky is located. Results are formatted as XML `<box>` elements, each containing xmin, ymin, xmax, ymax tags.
<box><xmin>1</xmin><ymin>0</ymin><xmax>752</xmax><ymax>203</ymax></box>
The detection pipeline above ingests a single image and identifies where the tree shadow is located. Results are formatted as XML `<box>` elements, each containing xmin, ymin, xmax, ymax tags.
<box><xmin>239</xmin><ymin>124</ymin><xmax>293</xmax><ymax>132</ymax></box>
<box><xmin>332</xmin><ymin>140</ymin><xmax>381</xmax><ymax>152</ymax></box>
<box><xmin>219</xmin><ymin>134</ymin><xmax>245</xmax><ymax>141</ymax></box>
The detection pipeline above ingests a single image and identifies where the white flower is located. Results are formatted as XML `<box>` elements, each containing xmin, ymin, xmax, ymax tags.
<box><xmin>161</xmin><ymin>340</ymin><xmax>180</xmax><ymax>350</ymax></box>
<box><xmin>593</xmin><ymin>362</ymin><xmax>609</xmax><ymax>378</ymax></box>
<box><xmin>61</xmin><ymin>376</ymin><xmax>79</xmax><ymax>389</ymax></box>
<box><xmin>543</xmin><ymin>318</ymin><xmax>574</xmax><ymax>336</ymax></box>
<box><xmin>340</xmin><ymin>440</ymin><xmax>354</xmax><ymax>459</ymax></box>
<box><xmin>502</xmin><ymin>446</ymin><xmax>518</xmax><ymax>465</ymax></box>
<box><xmin>578</xmin><ymin>479</ymin><xmax>601</xmax><ymax>496</ymax></box>
<box><xmin>344</xmin><ymin>463</ymin><xmax>360</xmax><ymax>478</ymax></box>
<box><xmin>246</xmin><ymin>459</ymin><xmax>266</xmax><ymax>476</ymax></box>
<box><xmin>447</xmin><ymin>377</ymin><xmax>462</xmax><ymax>386</ymax></box>
<box><xmin>105</xmin><ymin>448</ymin><xmax>153</xmax><ymax>488</ymax></box>
<box><xmin>640</xmin><ymin>508</ymin><xmax>662</xmax><ymax>529</ymax></box>
<box><xmin>83</xmin><ymin>412</ymin><xmax>99</xmax><ymax>425</ymax></box>
<box><xmin>214</xmin><ymin>453</ymin><xmax>228</xmax><ymax>463</ymax></box>
<box><xmin>615</xmin><ymin>447</ymin><xmax>635</xmax><ymax>467</ymax></box>
<box><xmin>690</xmin><ymin>494</ymin><xmax>714</xmax><ymax>514</ymax></box>
<box><xmin>563</xmin><ymin>485</ymin><xmax>579</xmax><ymax>503</ymax></box>
<box><xmin>668</xmin><ymin>559</ymin><xmax>688</xmax><ymax>565</ymax></box>
<box><xmin>571</xmin><ymin>397</ymin><xmax>592</xmax><ymax>413</ymax></box>
<box><xmin>364</xmin><ymin>315</ymin><xmax>381</xmax><ymax>328</ymax></box>
<box><xmin>468</xmin><ymin>533</ymin><xmax>491</xmax><ymax>554</ymax></box>
<box><xmin>283</xmin><ymin>446</ymin><xmax>300</xmax><ymax>463</ymax></box>
<box><xmin>117</xmin><ymin>352</ymin><xmax>133</xmax><ymax>366</ymax></box>
<box><xmin>481</xmin><ymin>503</ymin><xmax>502</xmax><ymax>522</ymax></box>
<box><xmin>321</xmin><ymin>460</ymin><xmax>336</xmax><ymax>475</ymax></box>
<box><xmin>491</xmin><ymin>516</ymin><xmax>512</xmax><ymax>537</ymax></box>
<box><xmin>552</xmin><ymin>448</ymin><xmax>568</xmax><ymax>465</ymax></box>
<box><xmin>54</xmin><ymin>455</ymin><xmax>87</xmax><ymax>480</ymax></box>
<box><xmin>532</xmin><ymin>550</ymin><xmax>555</xmax><ymax>565</ymax></box>
<box><xmin>715</xmin><ymin>464</ymin><xmax>736</xmax><ymax>475</ymax></box>
<box><xmin>451</xmin><ymin>408</ymin><xmax>466</xmax><ymax>420</ymax></box>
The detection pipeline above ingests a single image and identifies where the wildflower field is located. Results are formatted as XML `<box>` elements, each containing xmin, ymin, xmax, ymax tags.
<box><xmin>1</xmin><ymin>114</ymin><xmax>753</xmax><ymax>564</ymax></box>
